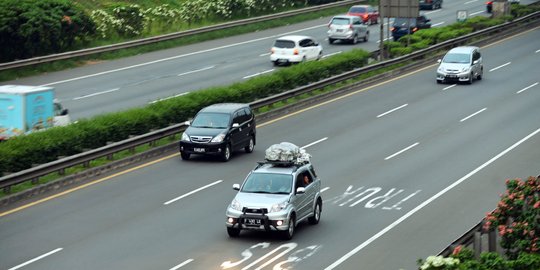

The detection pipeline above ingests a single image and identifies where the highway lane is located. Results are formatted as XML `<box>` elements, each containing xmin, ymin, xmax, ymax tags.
<box><xmin>1</xmin><ymin>26</ymin><xmax>539</xmax><ymax>270</ymax></box>
<box><xmin>3</xmin><ymin>0</ymin><xmax>508</xmax><ymax>120</ymax></box>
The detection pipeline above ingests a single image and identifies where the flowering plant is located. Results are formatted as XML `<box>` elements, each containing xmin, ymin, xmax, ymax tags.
<box><xmin>483</xmin><ymin>176</ymin><xmax>540</xmax><ymax>258</ymax></box>
<box><xmin>418</xmin><ymin>255</ymin><xmax>460</xmax><ymax>270</ymax></box>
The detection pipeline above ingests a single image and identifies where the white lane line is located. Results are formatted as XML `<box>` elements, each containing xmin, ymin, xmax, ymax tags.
<box><xmin>325</xmin><ymin>127</ymin><xmax>540</xmax><ymax>270</ymax></box>
<box><xmin>72</xmin><ymin>88</ymin><xmax>119</xmax><ymax>100</ymax></box>
<box><xmin>178</xmin><ymin>66</ymin><xmax>215</xmax><ymax>77</ymax></box>
<box><xmin>321</xmin><ymin>187</ymin><xmax>330</xmax><ymax>192</ymax></box>
<box><xmin>517</xmin><ymin>82</ymin><xmax>538</xmax><ymax>94</ymax></box>
<box><xmin>243</xmin><ymin>69</ymin><xmax>274</xmax><ymax>79</ymax></box>
<box><xmin>42</xmin><ymin>24</ymin><xmax>327</xmax><ymax>87</ymax></box>
<box><xmin>489</xmin><ymin>62</ymin><xmax>511</xmax><ymax>72</ymax></box>
<box><xmin>465</xmin><ymin>0</ymin><xmax>478</xmax><ymax>4</ymax></box>
<box><xmin>425</xmin><ymin>9</ymin><xmax>442</xmax><ymax>15</ymax></box>
<box><xmin>169</xmin><ymin>259</ymin><xmax>194</xmax><ymax>270</ymax></box>
<box><xmin>9</xmin><ymin>248</ymin><xmax>63</xmax><ymax>270</ymax></box>
<box><xmin>322</xmin><ymin>51</ymin><xmax>342</xmax><ymax>58</ymax></box>
<box><xmin>384</xmin><ymin>142</ymin><xmax>419</xmax><ymax>160</ymax></box>
<box><xmin>377</xmin><ymin>104</ymin><xmax>408</xmax><ymax>118</ymax></box>
<box><xmin>301</xmin><ymin>137</ymin><xmax>328</xmax><ymax>149</ymax></box>
<box><xmin>149</xmin><ymin>92</ymin><xmax>190</xmax><ymax>104</ymax></box>
<box><xmin>536</xmin><ymin>49</ymin><xmax>540</xmax><ymax>53</ymax></box>
<box><xmin>376</xmin><ymin>38</ymin><xmax>391</xmax><ymax>43</ymax></box>
<box><xmin>432</xmin><ymin>22</ymin><xmax>445</xmax><ymax>27</ymax></box>
<box><xmin>460</xmin><ymin>108</ymin><xmax>487</xmax><ymax>122</ymax></box>
<box><xmin>260</xmin><ymin>52</ymin><xmax>271</xmax><ymax>57</ymax></box>
<box><xmin>443</xmin><ymin>84</ymin><xmax>457</xmax><ymax>91</ymax></box>
<box><xmin>470</xmin><ymin>10</ymin><xmax>485</xmax><ymax>16</ymax></box>
<box><xmin>164</xmin><ymin>180</ymin><xmax>222</xmax><ymax>205</ymax></box>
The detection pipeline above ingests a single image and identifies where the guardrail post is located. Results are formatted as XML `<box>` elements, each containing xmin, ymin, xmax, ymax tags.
<box><xmin>488</xmin><ymin>229</ymin><xmax>497</xmax><ymax>253</ymax></box>
<box><xmin>3</xmin><ymin>186</ymin><xmax>10</xmax><ymax>194</ymax></box>
<box><xmin>474</xmin><ymin>231</ymin><xmax>482</xmax><ymax>258</ymax></box>
<box><xmin>128</xmin><ymin>135</ymin><xmax>136</xmax><ymax>153</ymax></box>
<box><xmin>106</xmin><ymin>142</ymin><xmax>114</xmax><ymax>160</ymax></box>
<box><xmin>31</xmin><ymin>177</ymin><xmax>39</xmax><ymax>185</ymax></box>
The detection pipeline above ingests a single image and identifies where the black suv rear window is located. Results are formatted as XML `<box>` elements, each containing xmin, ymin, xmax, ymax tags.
<box><xmin>274</xmin><ymin>40</ymin><xmax>296</xmax><ymax>48</ymax></box>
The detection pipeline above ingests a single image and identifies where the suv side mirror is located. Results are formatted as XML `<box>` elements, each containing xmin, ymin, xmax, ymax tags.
<box><xmin>437</xmin><ymin>59</ymin><xmax>442</xmax><ymax>64</ymax></box>
<box><xmin>232</xmin><ymin>123</ymin><xmax>240</xmax><ymax>128</ymax></box>
<box><xmin>233</xmin><ymin>184</ymin><xmax>240</xmax><ymax>190</ymax></box>
<box><xmin>473</xmin><ymin>60</ymin><xmax>479</xmax><ymax>65</ymax></box>
<box><xmin>61</xmin><ymin>109</ymin><xmax>69</xmax><ymax>116</ymax></box>
<box><xmin>296</xmin><ymin>187</ymin><xmax>306</xmax><ymax>194</ymax></box>
<box><xmin>184</xmin><ymin>120</ymin><xmax>191</xmax><ymax>126</ymax></box>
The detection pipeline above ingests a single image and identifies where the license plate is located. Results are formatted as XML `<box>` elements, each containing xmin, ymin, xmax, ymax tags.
<box><xmin>447</xmin><ymin>75</ymin><xmax>457</xmax><ymax>78</ymax></box>
<box><xmin>245</xmin><ymin>218</ymin><xmax>261</xmax><ymax>225</ymax></box>
<box><xmin>194</xmin><ymin>148</ymin><xmax>205</xmax><ymax>153</ymax></box>
<box><xmin>337</xmin><ymin>29</ymin><xmax>343</xmax><ymax>32</ymax></box>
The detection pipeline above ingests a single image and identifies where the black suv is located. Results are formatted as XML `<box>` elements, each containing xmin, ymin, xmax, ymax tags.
<box><xmin>179</xmin><ymin>103</ymin><xmax>256</xmax><ymax>161</ymax></box>
<box><xmin>391</xmin><ymin>15</ymin><xmax>431</xmax><ymax>41</ymax></box>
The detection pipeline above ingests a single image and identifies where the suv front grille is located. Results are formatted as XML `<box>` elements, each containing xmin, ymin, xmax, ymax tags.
<box><xmin>191</xmin><ymin>136</ymin><xmax>212</xmax><ymax>143</ymax></box>
<box><xmin>244</xmin><ymin>208</ymin><xmax>268</xmax><ymax>214</ymax></box>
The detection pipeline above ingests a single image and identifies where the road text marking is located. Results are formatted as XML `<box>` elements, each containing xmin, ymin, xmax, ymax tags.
<box><xmin>164</xmin><ymin>180</ymin><xmax>223</xmax><ymax>205</ymax></box>
<box><xmin>9</xmin><ymin>248</ymin><xmax>63</xmax><ymax>270</ymax></box>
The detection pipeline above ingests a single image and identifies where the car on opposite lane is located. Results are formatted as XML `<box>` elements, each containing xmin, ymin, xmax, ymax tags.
<box><xmin>419</xmin><ymin>0</ymin><xmax>443</xmax><ymax>10</ymax></box>
<box><xmin>391</xmin><ymin>15</ymin><xmax>432</xmax><ymax>41</ymax></box>
<box><xmin>327</xmin><ymin>15</ymin><xmax>369</xmax><ymax>44</ymax></box>
<box><xmin>436</xmin><ymin>46</ymin><xmax>484</xmax><ymax>84</ymax></box>
<box><xmin>346</xmin><ymin>4</ymin><xmax>380</xmax><ymax>25</ymax></box>
<box><xmin>270</xmin><ymin>35</ymin><xmax>323</xmax><ymax>66</ymax></box>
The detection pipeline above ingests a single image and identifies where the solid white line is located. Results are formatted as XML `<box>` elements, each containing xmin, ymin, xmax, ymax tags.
<box><xmin>243</xmin><ymin>69</ymin><xmax>274</xmax><ymax>79</ymax></box>
<box><xmin>72</xmin><ymin>88</ymin><xmax>119</xmax><ymax>100</ymax></box>
<box><xmin>377</xmin><ymin>104</ymin><xmax>408</xmax><ymax>118</ymax></box>
<box><xmin>149</xmin><ymin>92</ymin><xmax>190</xmax><ymax>104</ymax></box>
<box><xmin>41</xmin><ymin>24</ymin><xmax>327</xmax><ymax>87</ymax></box>
<box><xmin>178</xmin><ymin>66</ymin><xmax>215</xmax><ymax>76</ymax></box>
<box><xmin>322</xmin><ymin>51</ymin><xmax>342</xmax><ymax>58</ymax></box>
<box><xmin>432</xmin><ymin>22</ymin><xmax>445</xmax><ymax>27</ymax></box>
<box><xmin>442</xmin><ymin>84</ymin><xmax>457</xmax><ymax>91</ymax></box>
<box><xmin>170</xmin><ymin>259</ymin><xmax>194</xmax><ymax>270</ymax></box>
<box><xmin>385</xmin><ymin>142</ymin><xmax>419</xmax><ymax>160</ymax></box>
<box><xmin>164</xmin><ymin>180</ymin><xmax>222</xmax><ymax>205</ymax></box>
<box><xmin>460</xmin><ymin>108</ymin><xmax>487</xmax><ymax>122</ymax></box>
<box><xmin>9</xmin><ymin>248</ymin><xmax>63</xmax><ymax>270</ymax></box>
<box><xmin>517</xmin><ymin>82</ymin><xmax>538</xmax><ymax>94</ymax></box>
<box><xmin>301</xmin><ymin>137</ymin><xmax>328</xmax><ymax>149</ymax></box>
<box><xmin>325</xmin><ymin>127</ymin><xmax>540</xmax><ymax>270</ymax></box>
<box><xmin>489</xmin><ymin>62</ymin><xmax>511</xmax><ymax>72</ymax></box>
<box><xmin>470</xmin><ymin>10</ymin><xmax>485</xmax><ymax>16</ymax></box>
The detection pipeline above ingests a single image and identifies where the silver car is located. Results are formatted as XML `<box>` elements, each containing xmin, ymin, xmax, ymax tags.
<box><xmin>436</xmin><ymin>46</ymin><xmax>483</xmax><ymax>84</ymax></box>
<box><xmin>225</xmin><ymin>159</ymin><xmax>322</xmax><ymax>239</ymax></box>
<box><xmin>327</xmin><ymin>15</ymin><xmax>369</xmax><ymax>44</ymax></box>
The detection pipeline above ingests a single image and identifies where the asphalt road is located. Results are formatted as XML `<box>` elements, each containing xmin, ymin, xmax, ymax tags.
<box><xmin>4</xmin><ymin>0</ymin><xmax>512</xmax><ymax>120</ymax></box>
<box><xmin>1</xmin><ymin>23</ymin><xmax>539</xmax><ymax>270</ymax></box>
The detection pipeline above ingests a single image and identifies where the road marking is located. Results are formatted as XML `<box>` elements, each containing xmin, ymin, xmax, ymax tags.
<box><xmin>301</xmin><ymin>137</ymin><xmax>328</xmax><ymax>149</ymax></box>
<box><xmin>460</xmin><ymin>108</ymin><xmax>487</xmax><ymax>122</ymax></box>
<box><xmin>322</xmin><ymin>51</ymin><xmax>342</xmax><ymax>58</ymax></box>
<box><xmin>536</xmin><ymin>49</ymin><xmax>540</xmax><ymax>53</ymax></box>
<box><xmin>376</xmin><ymin>38</ymin><xmax>391</xmax><ymax>43</ymax></box>
<box><xmin>169</xmin><ymin>259</ymin><xmax>194</xmax><ymax>270</ymax></box>
<box><xmin>377</xmin><ymin>104</ymin><xmax>408</xmax><ymax>118</ymax></box>
<box><xmin>72</xmin><ymin>88</ymin><xmax>119</xmax><ymax>100</ymax></box>
<box><xmin>243</xmin><ymin>69</ymin><xmax>274</xmax><ymax>79</ymax></box>
<box><xmin>384</xmin><ymin>142</ymin><xmax>419</xmax><ymax>160</ymax></box>
<box><xmin>442</xmin><ymin>84</ymin><xmax>457</xmax><ymax>91</ymax></box>
<box><xmin>260</xmin><ymin>52</ymin><xmax>271</xmax><ymax>57</ymax></box>
<box><xmin>470</xmin><ymin>10</ymin><xmax>485</xmax><ymax>16</ymax></box>
<box><xmin>517</xmin><ymin>82</ymin><xmax>538</xmax><ymax>94</ymax></box>
<box><xmin>425</xmin><ymin>9</ymin><xmax>442</xmax><ymax>15</ymax></box>
<box><xmin>41</xmin><ymin>24</ymin><xmax>326</xmax><ymax>87</ymax></box>
<box><xmin>324</xmin><ymin>127</ymin><xmax>540</xmax><ymax>270</ymax></box>
<box><xmin>8</xmin><ymin>248</ymin><xmax>63</xmax><ymax>270</ymax></box>
<box><xmin>149</xmin><ymin>92</ymin><xmax>190</xmax><ymax>104</ymax></box>
<box><xmin>164</xmin><ymin>180</ymin><xmax>222</xmax><ymax>205</ymax></box>
<box><xmin>489</xmin><ymin>62</ymin><xmax>511</xmax><ymax>72</ymax></box>
<box><xmin>465</xmin><ymin>0</ymin><xmax>478</xmax><ymax>4</ymax></box>
<box><xmin>178</xmin><ymin>66</ymin><xmax>215</xmax><ymax>76</ymax></box>
<box><xmin>321</xmin><ymin>187</ymin><xmax>330</xmax><ymax>192</ymax></box>
<box><xmin>432</xmin><ymin>22</ymin><xmax>445</xmax><ymax>27</ymax></box>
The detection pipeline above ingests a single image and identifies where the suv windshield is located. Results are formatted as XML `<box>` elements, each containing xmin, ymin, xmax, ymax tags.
<box><xmin>273</xmin><ymin>40</ymin><xmax>295</xmax><ymax>48</ymax></box>
<box><xmin>191</xmin><ymin>112</ymin><xmax>230</xmax><ymax>128</ymax></box>
<box><xmin>241</xmin><ymin>172</ymin><xmax>292</xmax><ymax>194</ymax></box>
<box><xmin>443</xmin><ymin>53</ymin><xmax>470</xmax><ymax>63</ymax></box>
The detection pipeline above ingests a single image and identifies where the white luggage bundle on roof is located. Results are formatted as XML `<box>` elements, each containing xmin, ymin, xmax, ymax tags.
<box><xmin>264</xmin><ymin>142</ymin><xmax>311</xmax><ymax>165</ymax></box>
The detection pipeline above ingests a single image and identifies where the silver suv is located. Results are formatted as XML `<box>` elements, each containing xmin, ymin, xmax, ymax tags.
<box><xmin>225</xmin><ymin>150</ymin><xmax>322</xmax><ymax>239</ymax></box>
<box><xmin>436</xmin><ymin>46</ymin><xmax>483</xmax><ymax>84</ymax></box>
<box><xmin>327</xmin><ymin>15</ymin><xmax>369</xmax><ymax>44</ymax></box>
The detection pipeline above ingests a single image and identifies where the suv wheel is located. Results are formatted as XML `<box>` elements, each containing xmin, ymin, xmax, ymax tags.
<box><xmin>227</xmin><ymin>227</ymin><xmax>240</xmax><ymax>237</ymax></box>
<box><xmin>244</xmin><ymin>136</ymin><xmax>254</xmax><ymax>153</ymax></box>
<box><xmin>308</xmin><ymin>200</ymin><xmax>322</xmax><ymax>225</ymax></box>
<box><xmin>282</xmin><ymin>215</ymin><xmax>296</xmax><ymax>240</ymax></box>
<box><xmin>352</xmin><ymin>35</ymin><xmax>358</xmax><ymax>44</ymax></box>
<box><xmin>180</xmin><ymin>152</ymin><xmax>190</xmax><ymax>160</ymax></box>
<box><xmin>328</xmin><ymin>38</ymin><xmax>335</xmax><ymax>44</ymax></box>
<box><xmin>364</xmin><ymin>32</ymin><xmax>369</xmax><ymax>42</ymax></box>
<box><xmin>222</xmin><ymin>144</ymin><xmax>231</xmax><ymax>162</ymax></box>
<box><xmin>467</xmin><ymin>73</ymin><xmax>474</xmax><ymax>84</ymax></box>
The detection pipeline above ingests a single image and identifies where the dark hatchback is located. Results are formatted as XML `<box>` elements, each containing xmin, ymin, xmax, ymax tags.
<box><xmin>179</xmin><ymin>103</ymin><xmax>256</xmax><ymax>161</ymax></box>
<box><xmin>419</xmin><ymin>0</ymin><xmax>443</xmax><ymax>10</ymax></box>
<box><xmin>391</xmin><ymin>15</ymin><xmax>431</xmax><ymax>41</ymax></box>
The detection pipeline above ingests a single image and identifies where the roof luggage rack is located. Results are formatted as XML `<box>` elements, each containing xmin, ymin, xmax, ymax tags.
<box><xmin>257</xmin><ymin>142</ymin><xmax>311</xmax><ymax>169</ymax></box>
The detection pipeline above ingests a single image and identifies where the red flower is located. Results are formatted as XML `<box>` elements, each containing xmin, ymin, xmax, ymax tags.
<box><xmin>452</xmin><ymin>245</ymin><xmax>462</xmax><ymax>256</ymax></box>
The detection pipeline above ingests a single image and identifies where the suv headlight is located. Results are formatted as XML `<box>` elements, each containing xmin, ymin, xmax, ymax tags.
<box><xmin>211</xmin><ymin>133</ymin><xmax>225</xmax><ymax>143</ymax></box>
<box><xmin>230</xmin><ymin>199</ymin><xmax>242</xmax><ymax>211</ymax></box>
<box><xmin>437</xmin><ymin>66</ymin><xmax>444</xmax><ymax>73</ymax></box>
<box><xmin>461</xmin><ymin>67</ymin><xmax>471</xmax><ymax>73</ymax></box>
<box><xmin>181</xmin><ymin>133</ymin><xmax>190</xmax><ymax>142</ymax></box>
<box><xmin>270</xmin><ymin>201</ymin><xmax>288</xmax><ymax>213</ymax></box>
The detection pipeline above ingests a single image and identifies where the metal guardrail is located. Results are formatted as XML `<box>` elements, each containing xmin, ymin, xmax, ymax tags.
<box><xmin>1</xmin><ymin>11</ymin><xmax>539</xmax><ymax>193</ymax></box>
<box><xmin>0</xmin><ymin>0</ymin><xmax>365</xmax><ymax>71</ymax></box>
<box><xmin>438</xmin><ymin>218</ymin><xmax>499</xmax><ymax>258</ymax></box>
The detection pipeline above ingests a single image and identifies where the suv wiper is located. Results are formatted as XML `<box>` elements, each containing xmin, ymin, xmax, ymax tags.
<box><xmin>250</xmin><ymin>191</ymin><xmax>271</xmax><ymax>194</ymax></box>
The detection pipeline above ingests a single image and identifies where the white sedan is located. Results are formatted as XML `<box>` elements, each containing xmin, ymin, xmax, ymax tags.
<box><xmin>270</xmin><ymin>35</ymin><xmax>323</xmax><ymax>66</ymax></box>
